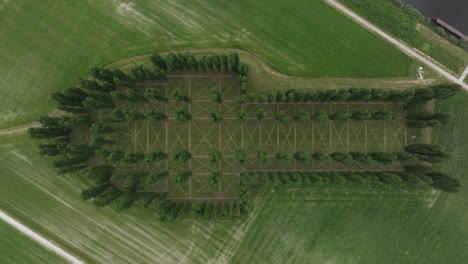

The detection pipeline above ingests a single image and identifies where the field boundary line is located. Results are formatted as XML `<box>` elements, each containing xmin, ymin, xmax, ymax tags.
<box><xmin>243</xmin><ymin>169</ymin><xmax>404</xmax><ymax>172</ymax></box>
<box><xmin>347</xmin><ymin>104</ymin><xmax>350</xmax><ymax>152</ymax></box>
<box><xmin>243</xmin><ymin>102</ymin><xmax>407</xmax><ymax>105</ymax></box>
<box><xmin>325</xmin><ymin>0</ymin><xmax>468</xmax><ymax>90</ymax></box>
<box><xmin>294</xmin><ymin>105</ymin><xmax>297</xmax><ymax>170</ymax></box>
<box><xmin>167</xmin><ymin>197</ymin><xmax>238</xmax><ymax>200</ymax></box>
<box><xmin>312</xmin><ymin>104</ymin><xmax>315</xmax><ymax>167</ymax></box>
<box><xmin>329</xmin><ymin>104</ymin><xmax>332</xmax><ymax>153</ymax></box>
<box><xmin>189</xmin><ymin>78</ymin><xmax>192</xmax><ymax>198</ymax></box>
<box><xmin>218</xmin><ymin>77</ymin><xmax>222</xmax><ymax>197</ymax></box>
<box><xmin>165</xmin><ymin>84</ymin><xmax>169</xmax><ymax>190</ymax></box>
<box><xmin>0</xmin><ymin>209</ymin><xmax>84</xmax><ymax>264</ymax></box>
<box><xmin>384</xmin><ymin>104</ymin><xmax>387</xmax><ymax>152</ymax></box>
<box><xmin>276</xmin><ymin>104</ymin><xmax>280</xmax><ymax>151</ymax></box>
<box><xmin>365</xmin><ymin>103</ymin><xmax>368</xmax><ymax>152</ymax></box>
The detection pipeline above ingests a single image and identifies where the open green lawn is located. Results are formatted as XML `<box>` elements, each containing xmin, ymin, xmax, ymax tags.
<box><xmin>0</xmin><ymin>220</ymin><xmax>65</xmax><ymax>264</ymax></box>
<box><xmin>0</xmin><ymin>0</ymin><xmax>415</xmax><ymax>128</ymax></box>
<box><xmin>417</xmin><ymin>25</ymin><xmax>468</xmax><ymax>72</ymax></box>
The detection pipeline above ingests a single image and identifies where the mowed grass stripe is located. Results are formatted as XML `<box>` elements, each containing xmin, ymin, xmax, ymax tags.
<box><xmin>231</xmin><ymin>187</ymin><xmax>448</xmax><ymax>263</ymax></box>
<box><xmin>0</xmin><ymin>156</ymin><xmax>170</xmax><ymax>263</ymax></box>
<box><xmin>430</xmin><ymin>92</ymin><xmax>468</xmax><ymax>263</ymax></box>
<box><xmin>0</xmin><ymin>220</ymin><xmax>67</xmax><ymax>264</ymax></box>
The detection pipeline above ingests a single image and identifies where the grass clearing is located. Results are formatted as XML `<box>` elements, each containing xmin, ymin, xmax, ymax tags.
<box><xmin>0</xmin><ymin>0</ymin><xmax>415</xmax><ymax>128</ymax></box>
<box><xmin>417</xmin><ymin>24</ymin><xmax>468</xmax><ymax>73</ymax></box>
<box><xmin>0</xmin><ymin>220</ymin><xmax>66</xmax><ymax>264</ymax></box>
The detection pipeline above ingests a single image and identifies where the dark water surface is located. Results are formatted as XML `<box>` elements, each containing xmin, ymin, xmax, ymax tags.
<box><xmin>404</xmin><ymin>0</ymin><xmax>468</xmax><ymax>35</ymax></box>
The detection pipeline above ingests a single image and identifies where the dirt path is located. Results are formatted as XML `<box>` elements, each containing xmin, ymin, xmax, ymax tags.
<box><xmin>0</xmin><ymin>122</ymin><xmax>39</xmax><ymax>136</ymax></box>
<box><xmin>460</xmin><ymin>64</ymin><xmax>468</xmax><ymax>82</ymax></box>
<box><xmin>106</xmin><ymin>47</ymin><xmax>434</xmax><ymax>90</ymax></box>
<box><xmin>0</xmin><ymin>210</ymin><xmax>84</xmax><ymax>264</ymax></box>
<box><xmin>325</xmin><ymin>0</ymin><xmax>468</xmax><ymax>91</ymax></box>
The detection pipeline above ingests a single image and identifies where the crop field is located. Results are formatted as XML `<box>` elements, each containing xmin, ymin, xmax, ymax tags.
<box><xmin>92</xmin><ymin>73</ymin><xmax>409</xmax><ymax>201</ymax></box>
<box><xmin>0</xmin><ymin>135</ymin><xmax>250</xmax><ymax>263</ymax></box>
<box><xmin>230</xmin><ymin>184</ymin><xmax>465</xmax><ymax>264</ymax></box>
<box><xmin>0</xmin><ymin>0</ymin><xmax>415</xmax><ymax>128</ymax></box>
<box><xmin>0</xmin><ymin>220</ymin><xmax>65</xmax><ymax>264</ymax></box>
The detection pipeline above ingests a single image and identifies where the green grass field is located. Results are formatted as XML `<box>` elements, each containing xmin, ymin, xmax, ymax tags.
<box><xmin>232</xmin><ymin>186</ymin><xmax>440</xmax><ymax>263</ymax></box>
<box><xmin>417</xmin><ymin>25</ymin><xmax>468</xmax><ymax>71</ymax></box>
<box><xmin>0</xmin><ymin>0</ymin><xmax>416</xmax><ymax>128</ymax></box>
<box><xmin>0</xmin><ymin>220</ymin><xmax>65</xmax><ymax>264</ymax></box>
<box><xmin>0</xmin><ymin>134</ymin><xmax>271</xmax><ymax>263</ymax></box>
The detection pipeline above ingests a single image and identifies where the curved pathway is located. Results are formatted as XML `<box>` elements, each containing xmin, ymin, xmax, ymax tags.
<box><xmin>108</xmin><ymin>47</ymin><xmax>435</xmax><ymax>92</ymax></box>
<box><xmin>325</xmin><ymin>0</ymin><xmax>468</xmax><ymax>90</ymax></box>
<box><xmin>0</xmin><ymin>210</ymin><xmax>84</xmax><ymax>264</ymax></box>
<box><xmin>0</xmin><ymin>122</ymin><xmax>39</xmax><ymax>136</ymax></box>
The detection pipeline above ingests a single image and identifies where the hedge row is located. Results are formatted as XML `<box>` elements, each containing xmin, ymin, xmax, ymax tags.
<box><xmin>406</xmin><ymin>112</ymin><xmax>451</xmax><ymax>128</ymax></box>
<box><xmin>241</xmin><ymin>171</ymin><xmax>432</xmax><ymax>187</ymax></box>
<box><xmin>95</xmin><ymin>150</ymin><xmax>167</xmax><ymax>164</ymax></box>
<box><xmin>245</xmin><ymin>108</ymin><xmax>395</xmax><ymax>122</ymax></box>
<box><xmin>158</xmin><ymin>200</ymin><xmax>239</xmax><ymax>222</ymax></box>
<box><xmin>239</xmin><ymin>85</ymin><xmax>459</xmax><ymax>103</ymax></box>
<box><xmin>151</xmin><ymin>52</ymin><xmax>240</xmax><ymax>72</ymax></box>
<box><xmin>237</xmin><ymin>150</ymin><xmax>415</xmax><ymax>165</ymax></box>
